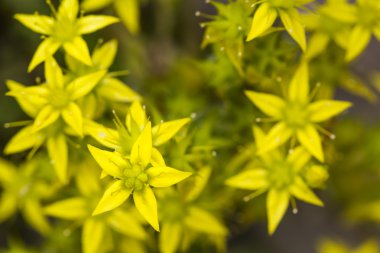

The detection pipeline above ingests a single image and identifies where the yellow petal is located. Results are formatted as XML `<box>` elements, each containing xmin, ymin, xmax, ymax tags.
<box><xmin>151</xmin><ymin>148</ymin><xmax>166</xmax><ymax>167</ymax></box>
<box><xmin>63</xmin><ymin>36</ymin><xmax>92</xmax><ymax>66</ymax></box>
<box><xmin>245</xmin><ymin>90</ymin><xmax>285</xmax><ymax>118</ymax></box>
<box><xmin>114</xmin><ymin>0</ymin><xmax>140</xmax><ymax>34</ymax></box>
<box><xmin>133</xmin><ymin>186</ymin><xmax>159</xmax><ymax>231</ymax></box>
<box><xmin>92</xmin><ymin>39</ymin><xmax>118</xmax><ymax>69</ymax></box>
<box><xmin>131</xmin><ymin>122</ymin><xmax>152</xmax><ymax>167</ymax></box>
<box><xmin>288</xmin><ymin>63</ymin><xmax>309</xmax><ymax>103</ymax></box>
<box><xmin>87</xmin><ymin>145</ymin><xmax>125</xmax><ymax>178</ymax></box>
<box><xmin>82</xmin><ymin>219</ymin><xmax>107</xmax><ymax>253</ymax></box>
<box><xmin>279</xmin><ymin>8</ymin><xmax>306</xmax><ymax>51</ymax></box>
<box><xmin>61</xmin><ymin>102</ymin><xmax>83</xmax><ymax>136</ymax></box>
<box><xmin>47</xmin><ymin>134</ymin><xmax>68</xmax><ymax>183</ymax></box>
<box><xmin>267</xmin><ymin>189</ymin><xmax>289</xmax><ymax>235</ymax></box>
<box><xmin>308</xmin><ymin>100</ymin><xmax>352</xmax><ymax>122</ymax></box>
<box><xmin>67</xmin><ymin>70</ymin><xmax>106</xmax><ymax>100</ymax></box>
<box><xmin>258</xmin><ymin>122</ymin><xmax>293</xmax><ymax>154</ymax></box>
<box><xmin>159</xmin><ymin>222</ymin><xmax>182</xmax><ymax>253</ymax></box>
<box><xmin>126</xmin><ymin>101</ymin><xmax>148</xmax><ymax>132</ymax></box>
<box><xmin>286</xmin><ymin>146</ymin><xmax>311</xmax><ymax>173</ymax></box>
<box><xmin>33</xmin><ymin>105</ymin><xmax>60</xmax><ymax>132</ymax></box>
<box><xmin>14</xmin><ymin>14</ymin><xmax>54</xmax><ymax>34</ymax></box>
<box><xmin>184</xmin><ymin>206</ymin><xmax>227</xmax><ymax>236</ymax></box>
<box><xmin>97</xmin><ymin>78</ymin><xmax>141</xmax><ymax>103</ymax></box>
<box><xmin>81</xmin><ymin>0</ymin><xmax>113</xmax><ymax>11</ymax></box>
<box><xmin>147</xmin><ymin>166</ymin><xmax>192</xmax><ymax>187</ymax></box>
<box><xmin>93</xmin><ymin>180</ymin><xmax>132</xmax><ymax>215</ymax></box>
<box><xmin>346</xmin><ymin>26</ymin><xmax>371</xmax><ymax>61</ymax></box>
<box><xmin>23</xmin><ymin>199</ymin><xmax>51</xmax><ymax>235</ymax></box>
<box><xmin>246</xmin><ymin>3</ymin><xmax>277</xmax><ymax>41</ymax></box>
<box><xmin>152</xmin><ymin>118</ymin><xmax>191</xmax><ymax>146</ymax></box>
<box><xmin>225</xmin><ymin>169</ymin><xmax>268</xmax><ymax>190</ymax></box>
<box><xmin>0</xmin><ymin>159</ymin><xmax>16</xmax><ymax>185</ymax></box>
<box><xmin>84</xmin><ymin>121</ymin><xmax>119</xmax><ymax>149</ymax></box>
<box><xmin>4</xmin><ymin>125</ymin><xmax>45</xmax><ymax>154</ymax></box>
<box><xmin>107</xmin><ymin>209</ymin><xmax>147</xmax><ymax>239</ymax></box>
<box><xmin>0</xmin><ymin>192</ymin><xmax>17</xmax><ymax>222</ymax></box>
<box><xmin>304</xmin><ymin>33</ymin><xmax>330</xmax><ymax>60</ymax></box>
<box><xmin>296</xmin><ymin>124</ymin><xmax>324</xmax><ymax>162</ymax></box>
<box><xmin>77</xmin><ymin>15</ymin><xmax>119</xmax><ymax>34</ymax></box>
<box><xmin>28</xmin><ymin>38</ymin><xmax>61</xmax><ymax>72</ymax></box>
<box><xmin>289</xmin><ymin>177</ymin><xmax>323</xmax><ymax>206</ymax></box>
<box><xmin>45</xmin><ymin>57</ymin><xmax>64</xmax><ymax>88</ymax></box>
<box><xmin>184</xmin><ymin>166</ymin><xmax>212</xmax><ymax>202</ymax></box>
<box><xmin>58</xmin><ymin>0</ymin><xmax>79</xmax><ymax>20</ymax></box>
<box><xmin>44</xmin><ymin>197</ymin><xmax>88</xmax><ymax>219</ymax></box>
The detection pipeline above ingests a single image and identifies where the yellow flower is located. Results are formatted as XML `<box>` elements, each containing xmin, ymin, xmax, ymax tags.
<box><xmin>15</xmin><ymin>0</ymin><xmax>119</xmax><ymax>72</ymax></box>
<box><xmin>226</xmin><ymin>126</ymin><xmax>323</xmax><ymax>234</ymax></box>
<box><xmin>88</xmin><ymin>122</ymin><xmax>192</xmax><ymax>231</ymax></box>
<box><xmin>318</xmin><ymin>238</ymin><xmax>379</xmax><ymax>253</ymax></box>
<box><xmin>247</xmin><ymin>0</ymin><xmax>314</xmax><ymax>51</ymax></box>
<box><xmin>43</xmin><ymin>162</ymin><xmax>146</xmax><ymax>253</ymax></box>
<box><xmin>245</xmin><ymin>63</ymin><xmax>351</xmax><ymax>162</ymax></box>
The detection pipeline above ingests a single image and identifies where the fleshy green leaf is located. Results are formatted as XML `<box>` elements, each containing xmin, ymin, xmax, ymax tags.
<box><xmin>147</xmin><ymin>166</ymin><xmax>192</xmax><ymax>187</ymax></box>
<box><xmin>61</xmin><ymin>102</ymin><xmax>83</xmax><ymax>136</ymax></box>
<box><xmin>107</xmin><ymin>209</ymin><xmax>147</xmax><ymax>239</ymax></box>
<box><xmin>288</xmin><ymin>63</ymin><xmax>309</xmax><ymax>103</ymax></box>
<box><xmin>67</xmin><ymin>70</ymin><xmax>106</xmax><ymax>100</ymax></box>
<box><xmin>28</xmin><ymin>38</ymin><xmax>61</xmax><ymax>72</ymax></box>
<box><xmin>267</xmin><ymin>189</ymin><xmax>289</xmax><ymax>234</ymax></box>
<box><xmin>152</xmin><ymin>118</ymin><xmax>191</xmax><ymax>146</ymax></box>
<box><xmin>82</xmin><ymin>219</ymin><xmax>107</xmax><ymax>253</ymax></box>
<box><xmin>185</xmin><ymin>207</ymin><xmax>227</xmax><ymax>236</ymax></box>
<box><xmin>87</xmin><ymin>145</ymin><xmax>125</xmax><ymax>178</ymax></box>
<box><xmin>131</xmin><ymin>122</ymin><xmax>152</xmax><ymax>167</ymax></box>
<box><xmin>47</xmin><ymin>134</ymin><xmax>68</xmax><ymax>183</ymax></box>
<box><xmin>159</xmin><ymin>223</ymin><xmax>182</xmax><ymax>253</ymax></box>
<box><xmin>296</xmin><ymin>124</ymin><xmax>324</xmax><ymax>162</ymax></box>
<box><xmin>133</xmin><ymin>186</ymin><xmax>160</xmax><ymax>231</ymax></box>
<box><xmin>246</xmin><ymin>3</ymin><xmax>277</xmax><ymax>41</ymax></box>
<box><xmin>245</xmin><ymin>90</ymin><xmax>285</xmax><ymax>118</ymax></box>
<box><xmin>63</xmin><ymin>36</ymin><xmax>92</xmax><ymax>66</ymax></box>
<box><xmin>289</xmin><ymin>177</ymin><xmax>323</xmax><ymax>206</ymax></box>
<box><xmin>279</xmin><ymin>8</ymin><xmax>306</xmax><ymax>51</ymax></box>
<box><xmin>225</xmin><ymin>169</ymin><xmax>268</xmax><ymax>190</ymax></box>
<box><xmin>14</xmin><ymin>14</ymin><xmax>54</xmax><ymax>35</ymax></box>
<box><xmin>44</xmin><ymin>197</ymin><xmax>88</xmax><ymax>219</ymax></box>
<box><xmin>93</xmin><ymin>180</ymin><xmax>132</xmax><ymax>215</ymax></box>
<box><xmin>4</xmin><ymin>125</ymin><xmax>45</xmax><ymax>154</ymax></box>
<box><xmin>77</xmin><ymin>15</ymin><xmax>119</xmax><ymax>34</ymax></box>
<box><xmin>114</xmin><ymin>0</ymin><xmax>140</xmax><ymax>34</ymax></box>
<box><xmin>346</xmin><ymin>25</ymin><xmax>371</xmax><ymax>61</ymax></box>
<box><xmin>308</xmin><ymin>100</ymin><xmax>352</xmax><ymax>122</ymax></box>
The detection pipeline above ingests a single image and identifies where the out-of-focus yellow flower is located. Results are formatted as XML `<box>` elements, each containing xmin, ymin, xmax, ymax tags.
<box><xmin>317</xmin><ymin>238</ymin><xmax>379</xmax><ymax>253</ymax></box>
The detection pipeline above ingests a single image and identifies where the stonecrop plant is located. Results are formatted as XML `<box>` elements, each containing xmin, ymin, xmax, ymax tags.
<box><xmin>1</xmin><ymin>0</ymin><xmax>379</xmax><ymax>252</ymax></box>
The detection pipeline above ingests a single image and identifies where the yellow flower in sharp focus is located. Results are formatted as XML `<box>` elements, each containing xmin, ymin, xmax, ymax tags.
<box><xmin>245</xmin><ymin>63</ymin><xmax>352</xmax><ymax>162</ymax></box>
<box><xmin>15</xmin><ymin>0</ymin><xmax>119</xmax><ymax>72</ymax></box>
<box><xmin>88</xmin><ymin>122</ymin><xmax>192</xmax><ymax>231</ymax></box>
<box><xmin>226</xmin><ymin>126</ymin><xmax>324</xmax><ymax>234</ymax></box>
<box><xmin>247</xmin><ymin>0</ymin><xmax>314</xmax><ymax>51</ymax></box>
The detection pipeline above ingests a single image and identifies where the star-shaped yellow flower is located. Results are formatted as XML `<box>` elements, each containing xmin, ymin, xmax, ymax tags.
<box><xmin>88</xmin><ymin>122</ymin><xmax>192</xmax><ymax>231</ymax></box>
<box><xmin>15</xmin><ymin>0</ymin><xmax>119</xmax><ymax>72</ymax></box>
<box><xmin>245</xmin><ymin>63</ymin><xmax>352</xmax><ymax>162</ymax></box>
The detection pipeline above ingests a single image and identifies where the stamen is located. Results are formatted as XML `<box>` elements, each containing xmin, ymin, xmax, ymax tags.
<box><xmin>194</xmin><ymin>11</ymin><xmax>217</xmax><ymax>19</ymax></box>
<box><xmin>243</xmin><ymin>188</ymin><xmax>266</xmax><ymax>202</ymax></box>
<box><xmin>315</xmin><ymin>125</ymin><xmax>336</xmax><ymax>140</ymax></box>
<box><xmin>308</xmin><ymin>82</ymin><xmax>321</xmax><ymax>102</ymax></box>
<box><xmin>290</xmin><ymin>196</ymin><xmax>298</xmax><ymax>214</ymax></box>
<box><xmin>4</xmin><ymin>120</ymin><xmax>33</xmax><ymax>128</ymax></box>
<box><xmin>46</xmin><ymin>0</ymin><xmax>57</xmax><ymax>17</ymax></box>
<box><xmin>255</xmin><ymin>117</ymin><xmax>276</xmax><ymax>123</ymax></box>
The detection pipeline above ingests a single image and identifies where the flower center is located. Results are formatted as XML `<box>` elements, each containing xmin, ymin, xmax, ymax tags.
<box><xmin>269</xmin><ymin>0</ymin><xmax>296</xmax><ymax>9</ymax></box>
<box><xmin>283</xmin><ymin>102</ymin><xmax>309</xmax><ymax>128</ymax></box>
<box><xmin>267</xmin><ymin>161</ymin><xmax>294</xmax><ymax>190</ymax></box>
<box><xmin>49</xmin><ymin>88</ymin><xmax>70</xmax><ymax>109</ymax></box>
<box><xmin>53</xmin><ymin>17</ymin><xmax>77</xmax><ymax>42</ymax></box>
<box><xmin>123</xmin><ymin>164</ymin><xmax>149</xmax><ymax>191</ymax></box>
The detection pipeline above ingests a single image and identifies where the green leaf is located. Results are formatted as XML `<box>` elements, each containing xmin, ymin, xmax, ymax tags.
<box><xmin>133</xmin><ymin>186</ymin><xmax>160</xmax><ymax>231</ymax></box>
<box><xmin>77</xmin><ymin>15</ymin><xmax>119</xmax><ymax>34</ymax></box>
<box><xmin>246</xmin><ymin>3</ymin><xmax>277</xmax><ymax>41</ymax></box>
<box><xmin>47</xmin><ymin>134</ymin><xmax>68</xmax><ymax>183</ymax></box>
<box><xmin>267</xmin><ymin>189</ymin><xmax>289</xmax><ymax>235</ymax></box>
<box><xmin>245</xmin><ymin>90</ymin><xmax>286</xmax><ymax>118</ymax></box>
<box><xmin>147</xmin><ymin>166</ymin><xmax>192</xmax><ymax>187</ymax></box>
<box><xmin>152</xmin><ymin>118</ymin><xmax>191</xmax><ymax>146</ymax></box>
<box><xmin>131</xmin><ymin>122</ymin><xmax>152</xmax><ymax>167</ymax></box>
<box><xmin>44</xmin><ymin>197</ymin><xmax>88</xmax><ymax>219</ymax></box>
<box><xmin>225</xmin><ymin>169</ymin><xmax>268</xmax><ymax>190</ymax></box>
<box><xmin>61</xmin><ymin>102</ymin><xmax>83</xmax><ymax>137</ymax></box>
<box><xmin>185</xmin><ymin>206</ymin><xmax>227</xmax><ymax>236</ymax></box>
<box><xmin>288</xmin><ymin>63</ymin><xmax>309</xmax><ymax>103</ymax></box>
<box><xmin>87</xmin><ymin>145</ymin><xmax>125</xmax><ymax>178</ymax></box>
<box><xmin>93</xmin><ymin>180</ymin><xmax>132</xmax><ymax>215</ymax></box>
<box><xmin>82</xmin><ymin>219</ymin><xmax>107</xmax><ymax>253</ymax></box>
<box><xmin>346</xmin><ymin>26</ymin><xmax>371</xmax><ymax>61</ymax></box>
<box><xmin>296</xmin><ymin>124</ymin><xmax>324</xmax><ymax>162</ymax></box>
<box><xmin>279</xmin><ymin>8</ymin><xmax>306</xmax><ymax>51</ymax></box>
<box><xmin>28</xmin><ymin>38</ymin><xmax>61</xmax><ymax>72</ymax></box>
<box><xmin>63</xmin><ymin>36</ymin><xmax>92</xmax><ymax>66</ymax></box>
<box><xmin>289</xmin><ymin>177</ymin><xmax>323</xmax><ymax>206</ymax></box>
<box><xmin>308</xmin><ymin>100</ymin><xmax>352</xmax><ymax>122</ymax></box>
<box><xmin>159</xmin><ymin>223</ymin><xmax>182</xmax><ymax>253</ymax></box>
